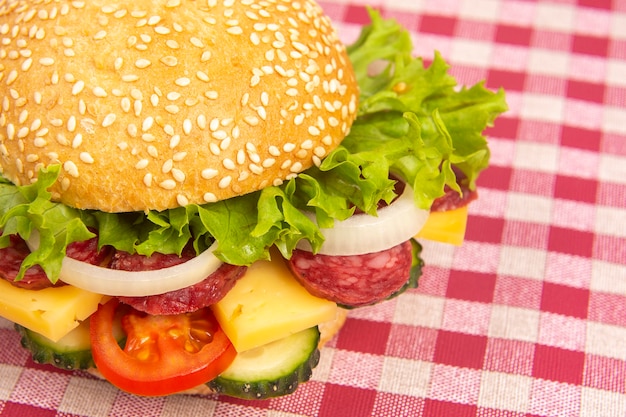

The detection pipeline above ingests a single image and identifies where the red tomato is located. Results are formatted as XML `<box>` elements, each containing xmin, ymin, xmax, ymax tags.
<box><xmin>90</xmin><ymin>298</ymin><xmax>236</xmax><ymax>396</ymax></box>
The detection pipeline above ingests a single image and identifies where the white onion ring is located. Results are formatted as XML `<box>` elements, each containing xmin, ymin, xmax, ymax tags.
<box><xmin>297</xmin><ymin>184</ymin><xmax>429</xmax><ymax>256</ymax></box>
<box><xmin>27</xmin><ymin>232</ymin><xmax>222</xmax><ymax>297</ymax></box>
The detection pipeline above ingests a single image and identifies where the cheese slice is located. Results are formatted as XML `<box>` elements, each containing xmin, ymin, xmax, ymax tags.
<box><xmin>416</xmin><ymin>205</ymin><xmax>468</xmax><ymax>246</ymax></box>
<box><xmin>0</xmin><ymin>279</ymin><xmax>106</xmax><ymax>342</ymax></box>
<box><xmin>211</xmin><ymin>250</ymin><xmax>337</xmax><ymax>352</ymax></box>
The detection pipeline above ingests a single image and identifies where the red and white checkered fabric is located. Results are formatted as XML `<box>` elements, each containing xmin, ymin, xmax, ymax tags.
<box><xmin>1</xmin><ymin>0</ymin><xmax>625</xmax><ymax>416</ymax></box>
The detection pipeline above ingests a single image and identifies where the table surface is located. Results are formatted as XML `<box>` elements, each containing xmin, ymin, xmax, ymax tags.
<box><xmin>1</xmin><ymin>0</ymin><xmax>626</xmax><ymax>416</ymax></box>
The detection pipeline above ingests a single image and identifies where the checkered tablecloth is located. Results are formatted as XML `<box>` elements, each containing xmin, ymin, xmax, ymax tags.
<box><xmin>1</xmin><ymin>0</ymin><xmax>625</xmax><ymax>416</ymax></box>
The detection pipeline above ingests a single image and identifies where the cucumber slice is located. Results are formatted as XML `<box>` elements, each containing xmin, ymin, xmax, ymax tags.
<box><xmin>207</xmin><ymin>326</ymin><xmax>320</xmax><ymax>399</ymax></box>
<box><xmin>16</xmin><ymin>314</ymin><xmax>125</xmax><ymax>371</ymax></box>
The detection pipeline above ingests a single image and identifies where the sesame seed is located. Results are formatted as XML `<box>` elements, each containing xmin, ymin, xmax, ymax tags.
<box><xmin>183</xmin><ymin>119</ymin><xmax>192</xmax><ymax>135</ymax></box>
<box><xmin>136</xmin><ymin>159</ymin><xmax>149</xmax><ymax>169</ymax></box>
<box><xmin>72</xmin><ymin>80</ymin><xmax>85</xmax><ymax>95</ymax></box>
<box><xmin>218</xmin><ymin>176</ymin><xmax>232</xmax><ymax>189</ymax></box>
<box><xmin>93</xmin><ymin>86</ymin><xmax>107</xmax><ymax>97</ymax></box>
<box><xmin>160</xmin><ymin>56</ymin><xmax>178</xmax><ymax>66</ymax></box>
<box><xmin>33</xmin><ymin>138</ymin><xmax>47</xmax><ymax>148</ymax></box>
<box><xmin>172</xmin><ymin>168</ymin><xmax>185</xmax><ymax>182</ymax></box>
<box><xmin>244</xmin><ymin>116</ymin><xmax>259</xmax><ymax>126</ymax></box>
<box><xmin>67</xmin><ymin>116</ymin><xmax>77</xmax><ymax>132</ymax></box>
<box><xmin>175</xmin><ymin>77</ymin><xmax>190</xmax><ymax>87</ymax></box>
<box><xmin>93</xmin><ymin>30</ymin><xmax>107</xmax><ymax>40</ymax></box>
<box><xmin>223</xmin><ymin>158</ymin><xmax>236</xmax><ymax>170</ymax></box>
<box><xmin>80</xmin><ymin>152</ymin><xmax>95</xmax><ymax>164</ymax></box>
<box><xmin>169</xmin><ymin>135</ymin><xmax>181</xmax><ymax>148</ymax></box>
<box><xmin>159</xmin><ymin>179</ymin><xmax>176</xmax><ymax>190</ymax></box>
<box><xmin>196</xmin><ymin>71</ymin><xmax>210</xmax><ymax>82</ymax></box>
<box><xmin>147</xmin><ymin>145</ymin><xmax>158</xmax><ymax>158</ymax></box>
<box><xmin>72</xmin><ymin>133</ymin><xmax>83</xmax><ymax>148</ymax></box>
<box><xmin>173</xmin><ymin>152</ymin><xmax>187</xmax><ymax>161</ymax></box>
<box><xmin>209</xmin><ymin>143</ymin><xmax>221</xmax><ymax>155</ymax></box>
<box><xmin>227</xmin><ymin>26</ymin><xmax>243</xmax><ymax>35</ymax></box>
<box><xmin>39</xmin><ymin>57</ymin><xmax>55</xmax><ymax>66</ymax></box>
<box><xmin>143</xmin><ymin>173</ymin><xmax>153</xmax><ymax>187</ymax></box>
<box><xmin>165</xmin><ymin>105</ymin><xmax>180</xmax><ymax>114</ymax></box>
<box><xmin>203</xmin><ymin>193</ymin><xmax>217</xmax><ymax>203</ymax></box>
<box><xmin>197</xmin><ymin>115</ymin><xmax>207</xmax><ymax>129</ymax></box>
<box><xmin>202</xmin><ymin>168</ymin><xmax>218</xmax><ymax>179</ymax></box>
<box><xmin>135</xmin><ymin>58</ymin><xmax>151</xmax><ymax>68</ymax></box>
<box><xmin>142</xmin><ymin>117</ymin><xmax>154</xmax><ymax>131</ymax></box>
<box><xmin>63</xmin><ymin>161</ymin><xmax>79</xmax><ymax>178</ymax></box>
<box><xmin>122</xmin><ymin>74</ymin><xmax>139</xmax><ymax>82</ymax></box>
<box><xmin>102</xmin><ymin>113</ymin><xmax>116</xmax><ymax>127</ymax></box>
<box><xmin>176</xmin><ymin>194</ymin><xmax>189</xmax><ymax>206</ymax></box>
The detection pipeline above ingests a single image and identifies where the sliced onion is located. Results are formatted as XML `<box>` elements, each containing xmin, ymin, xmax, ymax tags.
<box><xmin>27</xmin><ymin>232</ymin><xmax>222</xmax><ymax>297</ymax></box>
<box><xmin>297</xmin><ymin>184</ymin><xmax>429</xmax><ymax>256</ymax></box>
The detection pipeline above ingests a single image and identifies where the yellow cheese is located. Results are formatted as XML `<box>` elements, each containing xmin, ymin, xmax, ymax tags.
<box><xmin>0</xmin><ymin>279</ymin><xmax>106</xmax><ymax>342</ymax></box>
<box><xmin>211</xmin><ymin>250</ymin><xmax>337</xmax><ymax>352</ymax></box>
<box><xmin>416</xmin><ymin>205</ymin><xmax>468</xmax><ymax>246</ymax></box>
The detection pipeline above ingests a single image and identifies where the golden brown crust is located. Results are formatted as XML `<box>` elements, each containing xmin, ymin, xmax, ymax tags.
<box><xmin>0</xmin><ymin>0</ymin><xmax>358</xmax><ymax>212</ymax></box>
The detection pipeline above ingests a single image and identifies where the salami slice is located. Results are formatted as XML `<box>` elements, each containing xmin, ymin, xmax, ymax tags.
<box><xmin>431</xmin><ymin>166</ymin><xmax>477</xmax><ymax>212</ymax></box>
<box><xmin>112</xmin><ymin>249</ymin><xmax>246</xmax><ymax>315</ymax></box>
<box><xmin>0</xmin><ymin>234</ymin><xmax>110</xmax><ymax>290</ymax></box>
<box><xmin>287</xmin><ymin>240</ymin><xmax>414</xmax><ymax>307</ymax></box>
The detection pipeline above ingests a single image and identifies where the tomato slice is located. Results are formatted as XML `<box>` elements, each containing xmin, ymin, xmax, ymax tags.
<box><xmin>90</xmin><ymin>298</ymin><xmax>236</xmax><ymax>396</ymax></box>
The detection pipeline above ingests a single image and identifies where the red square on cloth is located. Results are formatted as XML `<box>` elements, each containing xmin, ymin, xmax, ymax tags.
<box><xmin>540</xmin><ymin>282</ymin><xmax>590</xmax><ymax>319</ymax></box>
<box><xmin>465</xmin><ymin>216</ymin><xmax>505</xmax><ymax>244</ymax></box>
<box><xmin>561</xmin><ymin>125</ymin><xmax>602</xmax><ymax>152</ymax></box>
<box><xmin>566</xmin><ymin>80</ymin><xmax>605</xmax><ymax>104</ymax></box>
<box><xmin>423</xmin><ymin>399</ymin><xmax>478</xmax><ymax>417</ymax></box>
<box><xmin>532</xmin><ymin>345</ymin><xmax>585</xmax><ymax>385</ymax></box>
<box><xmin>433</xmin><ymin>331</ymin><xmax>488</xmax><ymax>369</ymax></box>
<box><xmin>548</xmin><ymin>226</ymin><xmax>594</xmax><ymax>257</ymax></box>
<box><xmin>335</xmin><ymin>318</ymin><xmax>391</xmax><ymax>355</ymax></box>
<box><xmin>554</xmin><ymin>175</ymin><xmax>598</xmax><ymax>203</ymax></box>
<box><xmin>342</xmin><ymin>4</ymin><xmax>372</xmax><ymax>25</ymax></box>
<box><xmin>577</xmin><ymin>0</ymin><xmax>612</xmax><ymax>9</ymax></box>
<box><xmin>572</xmin><ymin>34</ymin><xmax>609</xmax><ymax>56</ymax></box>
<box><xmin>487</xmin><ymin>69</ymin><xmax>526</xmax><ymax>91</ymax></box>
<box><xmin>446</xmin><ymin>270</ymin><xmax>497</xmax><ymax>303</ymax></box>
<box><xmin>495</xmin><ymin>24</ymin><xmax>533</xmax><ymax>46</ymax></box>
<box><xmin>479</xmin><ymin>165</ymin><xmax>513</xmax><ymax>191</ymax></box>
<box><xmin>0</xmin><ymin>402</ymin><xmax>57</xmax><ymax>417</ymax></box>
<box><xmin>485</xmin><ymin>116</ymin><xmax>519</xmax><ymax>140</ymax></box>
<box><xmin>318</xmin><ymin>384</ymin><xmax>377</xmax><ymax>417</ymax></box>
<box><xmin>419</xmin><ymin>14</ymin><xmax>457</xmax><ymax>36</ymax></box>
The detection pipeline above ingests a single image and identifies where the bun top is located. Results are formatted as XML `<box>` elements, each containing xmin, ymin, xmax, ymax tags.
<box><xmin>0</xmin><ymin>0</ymin><xmax>358</xmax><ymax>212</ymax></box>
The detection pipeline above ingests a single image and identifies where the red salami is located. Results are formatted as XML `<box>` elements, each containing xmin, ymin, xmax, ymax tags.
<box><xmin>111</xmin><ymin>249</ymin><xmax>246</xmax><ymax>315</ymax></box>
<box><xmin>287</xmin><ymin>240</ymin><xmax>413</xmax><ymax>307</ymax></box>
<box><xmin>431</xmin><ymin>167</ymin><xmax>477</xmax><ymax>212</ymax></box>
<box><xmin>0</xmin><ymin>234</ymin><xmax>110</xmax><ymax>290</ymax></box>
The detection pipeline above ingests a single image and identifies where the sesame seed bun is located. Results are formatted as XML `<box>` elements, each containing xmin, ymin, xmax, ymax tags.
<box><xmin>0</xmin><ymin>0</ymin><xmax>358</xmax><ymax>212</ymax></box>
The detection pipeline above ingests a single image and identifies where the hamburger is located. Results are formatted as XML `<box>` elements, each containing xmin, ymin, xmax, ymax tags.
<box><xmin>0</xmin><ymin>0</ymin><xmax>507</xmax><ymax>399</ymax></box>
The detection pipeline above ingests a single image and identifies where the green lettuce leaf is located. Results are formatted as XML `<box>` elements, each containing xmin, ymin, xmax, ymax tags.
<box><xmin>0</xmin><ymin>9</ymin><xmax>507</xmax><ymax>283</ymax></box>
